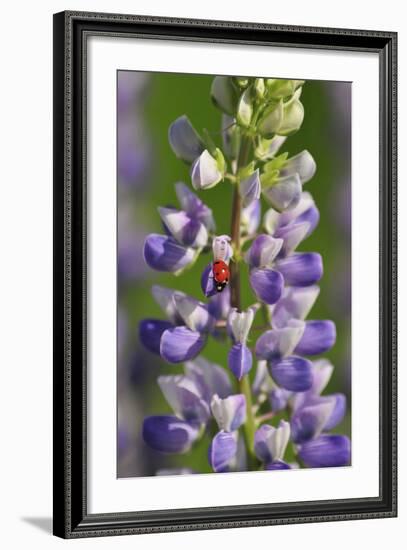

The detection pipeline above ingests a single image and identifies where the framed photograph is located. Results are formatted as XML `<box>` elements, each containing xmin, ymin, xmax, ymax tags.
<box><xmin>53</xmin><ymin>11</ymin><xmax>397</xmax><ymax>538</ymax></box>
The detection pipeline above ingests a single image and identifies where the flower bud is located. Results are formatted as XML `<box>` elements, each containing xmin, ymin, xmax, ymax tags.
<box><xmin>211</xmin><ymin>76</ymin><xmax>239</xmax><ymax>116</ymax></box>
<box><xmin>191</xmin><ymin>149</ymin><xmax>224</xmax><ymax>190</ymax></box>
<box><xmin>278</xmin><ymin>90</ymin><xmax>305</xmax><ymax>136</ymax></box>
<box><xmin>236</xmin><ymin>86</ymin><xmax>253</xmax><ymax>128</ymax></box>
<box><xmin>257</xmin><ymin>100</ymin><xmax>284</xmax><ymax>138</ymax></box>
<box><xmin>265</xmin><ymin>79</ymin><xmax>304</xmax><ymax>99</ymax></box>
<box><xmin>254</xmin><ymin>78</ymin><xmax>265</xmax><ymax>99</ymax></box>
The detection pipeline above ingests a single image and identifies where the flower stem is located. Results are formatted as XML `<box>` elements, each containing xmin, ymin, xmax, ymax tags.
<box><xmin>230</xmin><ymin>134</ymin><xmax>257</xmax><ymax>462</ymax></box>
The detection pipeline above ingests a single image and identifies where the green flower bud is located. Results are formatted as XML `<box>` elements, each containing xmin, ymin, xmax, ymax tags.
<box><xmin>236</xmin><ymin>86</ymin><xmax>253</xmax><ymax>128</ymax></box>
<box><xmin>211</xmin><ymin>76</ymin><xmax>239</xmax><ymax>116</ymax></box>
<box><xmin>257</xmin><ymin>99</ymin><xmax>284</xmax><ymax>138</ymax></box>
<box><xmin>233</xmin><ymin>77</ymin><xmax>250</xmax><ymax>88</ymax></box>
<box><xmin>254</xmin><ymin>78</ymin><xmax>265</xmax><ymax>99</ymax></box>
<box><xmin>278</xmin><ymin>89</ymin><xmax>305</xmax><ymax>136</ymax></box>
<box><xmin>265</xmin><ymin>79</ymin><xmax>304</xmax><ymax>99</ymax></box>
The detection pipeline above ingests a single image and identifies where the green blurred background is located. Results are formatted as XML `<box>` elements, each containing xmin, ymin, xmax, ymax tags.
<box><xmin>117</xmin><ymin>71</ymin><xmax>351</xmax><ymax>477</ymax></box>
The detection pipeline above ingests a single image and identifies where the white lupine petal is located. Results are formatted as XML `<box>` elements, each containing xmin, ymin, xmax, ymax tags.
<box><xmin>211</xmin><ymin>394</ymin><xmax>246</xmax><ymax>432</ymax></box>
<box><xmin>263</xmin><ymin>208</ymin><xmax>281</xmax><ymax>235</ymax></box>
<box><xmin>271</xmin><ymin>420</ymin><xmax>291</xmax><ymax>461</ymax></box>
<box><xmin>272</xmin><ymin>286</ymin><xmax>320</xmax><ymax>329</ymax></box>
<box><xmin>158</xmin><ymin>207</ymin><xmax>208</xmax><ymax>248</ymax></box>
<box><xmin>191</xmin><ymin>150</ymin><xmax>223</xmax><ymax>190</ymax></box>
<box><xmin>151</xmin><ymin>285</ymin><xmax>184</xmax><ymax>323</ymax></box>
<box><xmin>280</xmin><ymin>150</ymin><xmax>317</xmax><ymax>184</ymax></box>
<box><xmin>263</xmin><ymin>173</ymin><xmax>302</xmax><ymax>212</ymax></box>
<box><xmin>212</xmin><ymin>235</ymin><xmax>233</xmax><ymax>262</ymax></box>
<box><xmin>229</xmin><ymin>307</ymin><xmax>255</xmax><ymax>344</ymax></box>
<box><xmin>173</xmin><ymin>293</ymin><xmax>214</xmax><ymax>332</ymax></box>
<box><xmin>312</xmin><ymin>359</ymin><xmax>335</xmax><ymax>394</ymax></box>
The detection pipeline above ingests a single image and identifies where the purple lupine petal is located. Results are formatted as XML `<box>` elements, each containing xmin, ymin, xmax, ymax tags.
<box><xmin>275</xmin><ymin>252</ymin><xmax>323</xmax><ymax>287</ymax></box>
<box><xmin>270</xmin><ymin>387</ymin><xmax>292</xmax><ymax>412</ymax></box>
<box><xmin>245</xmin><ymin>234</ymin><xmax>283</xmax><ymax>268</ymax></box>
<box><xmin>241</xmin><ymin>199</ymin><xmax>261</xmax><ymax>237</ymax></box>
<box><xmin>275</xmin><ymin>221</ymin><xmax>311</xmax><ymax>257</ymax></box>
<box><xmin>250</xmin><ymin>268</ymin><xmax>284</xmax><ymax>305</ymax></box>
<box><xmin>143</xmin><ymin>234</ymin><xmax>195</xmax><ymax>272</ymax></box>
<box><xmin>280</xmin><ymin>150</ymin><xmax>316</xmax><ymax>184</ymax></box>
<box><xmin>211</xmin><ymin>394</ymin><xmax>246</xmax><ymax>432</ymax></box>
<box><xmin>295</xmin><ymin>320</ymin><xmax>337</xmax><ymax>355</ymax></box>
<box><xmin>228</xmin><ymin>343</ymin><xmax>253</xmax><ymax>380</ymax></box>
<box><xmin>184</xmin><ymin>357</ymin><xmax>232</xmax><ymax>401</ymax></box>
<box><xmin>240</xmin><ymin>169</ymin><xmax>261</xmax><ymax>207</ymax></box>
<box><xmin>295</xmin><ymin>204</ymin><xmax>320</xmax><ymax>237</ymax></box>
<box><xmin>262</xmin><ymin>173</ymin><xmax>302</xmax><ymax>212</ymax></box>
<box><xmin>272</xmin><ymin>286</ymin><xmax>320</xmax><ymax>329</ymax></box>
<box><xmin>139</xmin><ymin>319</ymin><xmax>173</xmax><ymax>355</ymax></box>
<box><xmin>255</xmin><ymin>322</ymin><xmax>305</xmax><ymax>361</ymax></box>
<box><xmin>173</xmin><ymin>293</ymin><xmax>215</xmax><ymax>333</ymax></box>
<box><xmin>191</xmin><ymin>150</ymin><xmax>223</xmax><ymax>190</ymax></box>
<box><xmin>265</xmin><ymin>460</ymin><xmax>291</xmax><ymax>470</ymax></box>
<box><xmin>270</xmin><ymin>355</ymin><xmax>314</xmax><ymax>392</ymax></box>
<box><xmin>158</xmin><ymin>207</ymin><xmax>208</xmax><ymax>248</ymax></box>
<box><xmin>291</xmin><ymin>359</ymin><xmax>335</xmax><ymax>412</ymax></box>
<box><xmin>201</xmin><ymin>263</ymin><xmax>217</xmax><ymax>298</ymax></box>
<box><xmin>228</xmin><ymin>307</ymin><xmax>255</xmax><ymax>344</ymax></box>
<box><xmin>277</xmin><ymin>191</ymin><xmax>315</xmax><ymax>227</ymax></box>
<box><xmin>291</xmin><ymin>398</ymin><xmax>336</xmax><ymax>444</ymax></box>
<box><xmin>212</xmin><ymin>235</ymin><xmax>233</xmax><ymax>262</ymax></box>
<box><xmin>298</xmin><ymin>434</ymin><xmax>351</xmax><ymax>467</ymax></box>
<box><xmin>208</xmin><ymin>286</ymin><xmax>230</xmax><ymax>320</ymax></box>
<box><xmin>151</xmin><ymin>285</ymin><xmax>184</xmax><ymax>324</ymax></box>
<box><xmin>142</xmin><ymin>415</ymin><xmax>200</xmax><ymax>453</ymax></box>
<box><xmin>157</xmin><ymin>375</ymin><xmax>210</xmax><ymax>423</ymax></box>
<box><xmin>208</xmin><ymin>431</ymin><xmax>238</xmax><ymax>472</ymax></box>
<box><xmin>168</xmin><ymin>115</ymin><xmax>205</xmax><ymax>163</ymax></box>
<box><xmin>175</xmin><ymin>182</ymin><xmax>215</xmax><ymax>231</ymax></box>
<box><xmin>160</xmin><ymin>326</ymin><xmax>206</xmax><ymax>363</ymax></box>
<box><xmin>324</xmin><ymin>393</ymin><xmax>347</xmax><ymax>431</ymax></box>
<box><xmin>254</xmin><ymin>420</ymin><xmax>290</xmax><ymax>463</ymax></box>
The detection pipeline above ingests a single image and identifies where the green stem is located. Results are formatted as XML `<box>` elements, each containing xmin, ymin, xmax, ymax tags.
<box><xmin>229</xmin><ymin>133</ymin><xmax>257</xmax><ymax>463</ymax></box>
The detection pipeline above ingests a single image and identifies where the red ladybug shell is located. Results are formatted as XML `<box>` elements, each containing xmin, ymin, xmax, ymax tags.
<box><xmin>213</xmin><ymin>260</ymin><xmax>230</xmax><ymax>284</ymax></box>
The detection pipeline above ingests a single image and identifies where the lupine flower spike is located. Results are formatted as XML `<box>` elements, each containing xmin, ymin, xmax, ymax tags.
<box><xmin>140</xmin><ymin>76</ymin><xmax>350</xmax><ymax>474</ymax></box>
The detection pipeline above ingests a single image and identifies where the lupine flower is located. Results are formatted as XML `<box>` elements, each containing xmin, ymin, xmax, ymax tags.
<box><xmin>139</xmin><ymin>285</ymin><xmax>216</xmax><ymax>363</ymax></box>
<box><xmin>191</xmin><ymin>149</ymin><xmax>225</xmax><ymax>190</ymax></box>
<box><xmin>254</xmin><ymin>420</ymin><xmax>291</xmax><ymax>470</ymax></box>
<box><xmin>227</xmin><ymin>307</ymin><xmax>256</xmax><ymax>379</ymax></box>
<box><xmin>244</xmin><ymin>233</ymin><xmax>322</xmax><ymax>304</ymax></box>
<box><xmin>144</xmin><ymin>183</ymin><xmax>215</xmax><ymax>273</ymax></box>
<box><xmin>290</xmin><ymin>359</ymin><xmax>346</xmax><ymax>444</ymax></box>
<box><xmin>260</xmin><ymin>147</ymin><xmax>316</xmax><ymax>213</ymax></box>
<box><xmin>168</xmin><ymin>115</ymin><xmax>205</xmax><ymax>163</ymax></box>
<box><xmin>209</xmin><ymin>394</ymin><xmax>247</xmax><ymax>472</ymax></box>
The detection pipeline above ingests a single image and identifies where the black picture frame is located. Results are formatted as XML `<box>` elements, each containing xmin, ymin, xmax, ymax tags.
<box><xmin>53</xmin><ymin>10</ymin><xmax>397</xmax><ymax>538</ymax></box>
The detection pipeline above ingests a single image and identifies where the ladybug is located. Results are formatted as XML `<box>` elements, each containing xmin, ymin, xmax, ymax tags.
<box><xmin>212</xmin><ymin>260</ymin><xmax>230</xmax><ymax>292</ymax></box>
